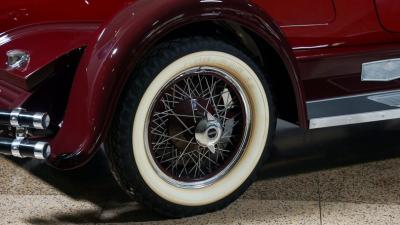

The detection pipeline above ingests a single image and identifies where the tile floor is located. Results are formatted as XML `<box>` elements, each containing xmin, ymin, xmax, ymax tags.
<box><xmin>2</xmin><ymin>120</ymin><xmax>400</xmax><ymax>224</ymax></box>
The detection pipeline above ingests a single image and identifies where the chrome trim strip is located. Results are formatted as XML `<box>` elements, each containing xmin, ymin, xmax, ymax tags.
<box><xmin>309</xmin><ymin>108</ymin><xmax>400</xmax><ymax>129</ymax></box>
<box><xmin>368</xmin><ymin>92</ymin><xmax>400</xmax><ymax>107</ymax></box>
<box><xmin>362</xmin><ymin>58</ymin><xmax>400</xmax><ymax>81</ymax></box>
<box><xmin>307</xmin><ymin>89</ymin><xmax>400</xmax><ymax>104</ymax></box>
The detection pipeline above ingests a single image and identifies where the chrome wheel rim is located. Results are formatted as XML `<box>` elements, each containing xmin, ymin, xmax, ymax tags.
<box><xmin>144</xmin><ymin>67</ymin><xmax>251</xmax><ymax>189</ymax></box>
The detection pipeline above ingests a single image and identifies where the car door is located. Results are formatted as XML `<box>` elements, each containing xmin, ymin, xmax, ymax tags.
<box><xmin>256</xmin><ymin>0</ymin><xmax>400</xmax><ymax>101</ymax></box>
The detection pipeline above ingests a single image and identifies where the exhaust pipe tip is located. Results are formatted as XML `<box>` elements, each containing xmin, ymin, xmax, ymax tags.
<box><xmin>7</xmin><ymin>139</ymin><xmax>51</xmax><ymax>160</ymax></box>
<box><xmin>8</xmin><ymin>108</ymin><xmax>51</xmax><ymax>130</ymax></box>
<box><xmin>34</xmin><ymin>142</ymin><xmax>51</xmax><ymax>159</ymax></box>
<box><xmin>33</xmin><ymin>113</ymin><xmax>50</xmax><ymax>130</ymax></box>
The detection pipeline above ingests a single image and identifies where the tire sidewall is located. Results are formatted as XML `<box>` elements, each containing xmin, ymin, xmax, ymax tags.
<box><xmin>133</xmin><ymin>50</ymin><xmax>270</xmax><ymax>206</ymax></box>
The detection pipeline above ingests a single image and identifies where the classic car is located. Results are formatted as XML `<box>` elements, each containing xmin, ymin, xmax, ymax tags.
<box><xmin>0</xmin><ymin>0</ymin><xmax>399</xmax><ymax>217</ymax></box>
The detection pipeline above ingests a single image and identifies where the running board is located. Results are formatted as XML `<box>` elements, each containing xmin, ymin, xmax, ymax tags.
<box><xmin>308</xmin><ymin>90</ymin><xmax>400</xmax><ymax>129</ymax></box>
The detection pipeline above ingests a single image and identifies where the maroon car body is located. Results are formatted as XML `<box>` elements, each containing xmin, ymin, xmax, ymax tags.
<box><xmin>2</xmin><ymin>0</ymin><xmax>400</xmax><ymax>217</ymax></box>
<box><xmin>0</xmin><ymin>0</ymin><xmax>399</xmax><ymax>170</ymax></box>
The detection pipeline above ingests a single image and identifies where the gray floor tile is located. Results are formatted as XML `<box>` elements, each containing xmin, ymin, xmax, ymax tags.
<box><xmin>0</xmin><ymin>157</ymin><xmax>63</xmax><ymax>195</ymax></box>
<box><xmin>98</xmin><ymin>200</ymin><xmax>320</xmax><ymax>225</ymax></box>
<box><xmin>0</xmin><ymin>194</ymin><xmax>101</xmax><ymax>224</ymax></box>
<box><xmin>319</xmin><ymin>158</ymin><xmax>400</xmax><ymax>204</ymax></box>
<box><xmin>321</xmin><ymin>202</ymin><xmax>400</xmax><ymax>225</ymax></box>
<box><xmin>242</xmin><ymin>172</ymin><xmax>320</xmax><ymax>201</ymax></box>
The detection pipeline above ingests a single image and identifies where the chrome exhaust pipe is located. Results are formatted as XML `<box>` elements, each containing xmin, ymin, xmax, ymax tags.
<box><xmin>0</xmin><ymin>108</ymin><xmax>52</xmax><ymax>159</ymax></box>
<box><xmin>0</xmin><ymin>137</ymin><xmax>51</xmax><ymax>159</ymax></box>
<box><xmin>0</xmin><ymin>108</ymin><xmax>50</xmax><ymax>130</ymax></box>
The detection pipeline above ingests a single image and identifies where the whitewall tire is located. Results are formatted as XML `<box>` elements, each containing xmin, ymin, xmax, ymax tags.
<box><xmin>106</xmin><ymin>37</ymin><xmax>276</xmax><ymax>217</ymax></box>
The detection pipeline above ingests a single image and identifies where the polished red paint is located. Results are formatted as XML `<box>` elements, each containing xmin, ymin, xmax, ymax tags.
<box><xmin>298</xmin><ymin>43</ymin><xmax>400</xmax><ymax>100</ymax></box>
<box><xmin>0</xmin><ymin>0</ymin><xmax>399</xmax><ymax>168</ymax></box>
<box><xmin>0</xmin><ymin>23</ymin><xmax>98</xmax><ymax>90</ymax></box>
<box><xmin>265</xmin><ymin>0</ymin><xmax>400</xmax><ymax>100</ymax></box>
<box><xmin>375</xmin><ymin>0</ymin><xmax>400</xmax><ymax>33</ymax></box>
<box><xmin>0</xmin><ymin>0</ymin><xmax>128</xmax><ymax>33</ymax></box>
<box><xmin>262</xmin><ymin>0</ymin><xmax>336</xmax><ymax>26</ymax></box>
<box><xmin>0</xmin><ymin>80</ymin><xmax>30</xmax><ymax>110</ymax></box>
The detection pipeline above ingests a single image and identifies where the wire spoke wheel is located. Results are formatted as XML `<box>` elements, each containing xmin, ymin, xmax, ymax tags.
<box><xmin>107</xmin><ymin>37</ymin><xmax>274</xmax><ymax>216</ymax></box>
<box><xmin>146</xmin><ymin>67</ymin><xmax>251</xmax><ymax>188</ymax></box>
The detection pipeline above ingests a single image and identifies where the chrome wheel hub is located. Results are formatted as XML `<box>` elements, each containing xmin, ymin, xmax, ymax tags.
<box><xmin>195</xmin><ymin>117</ymin><xmax>222</xmax><ymax>153</ymax></box>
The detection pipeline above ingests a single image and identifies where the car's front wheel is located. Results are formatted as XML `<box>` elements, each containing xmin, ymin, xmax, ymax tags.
<box><xmin>106</xmin><ymin>37</ymin><xmax>276</xmax><ymax>217</ymax></box>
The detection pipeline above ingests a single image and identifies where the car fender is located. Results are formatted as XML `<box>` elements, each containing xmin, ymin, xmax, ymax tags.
<box><xmin>49</xmin><ymin>0</ymin><xmax>306</xmax><ymax>169</ymax></box>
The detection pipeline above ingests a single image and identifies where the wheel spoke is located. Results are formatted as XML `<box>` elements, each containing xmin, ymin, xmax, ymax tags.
<box><xmin>151</xmin><ymin>125</ymin><xmax>195</xmax><ymax>146</ymax></box>
<box><xmin>147</xmin><ymin>67</ymin><xmax>250</xmax><ymax>185</ymax></box>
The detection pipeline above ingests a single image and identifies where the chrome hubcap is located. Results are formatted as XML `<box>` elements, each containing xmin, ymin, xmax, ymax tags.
<box><xmin>195</xmin><ymin>116</ymin><xmax>223</xmax><ymax>153</ymax></box>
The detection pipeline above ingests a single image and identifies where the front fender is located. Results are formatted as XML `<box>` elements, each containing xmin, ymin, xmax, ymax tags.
<box><xmin>48</xmin><ymin>0</ymin><xmax>305</xmax><ymax>169</ymax></box>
